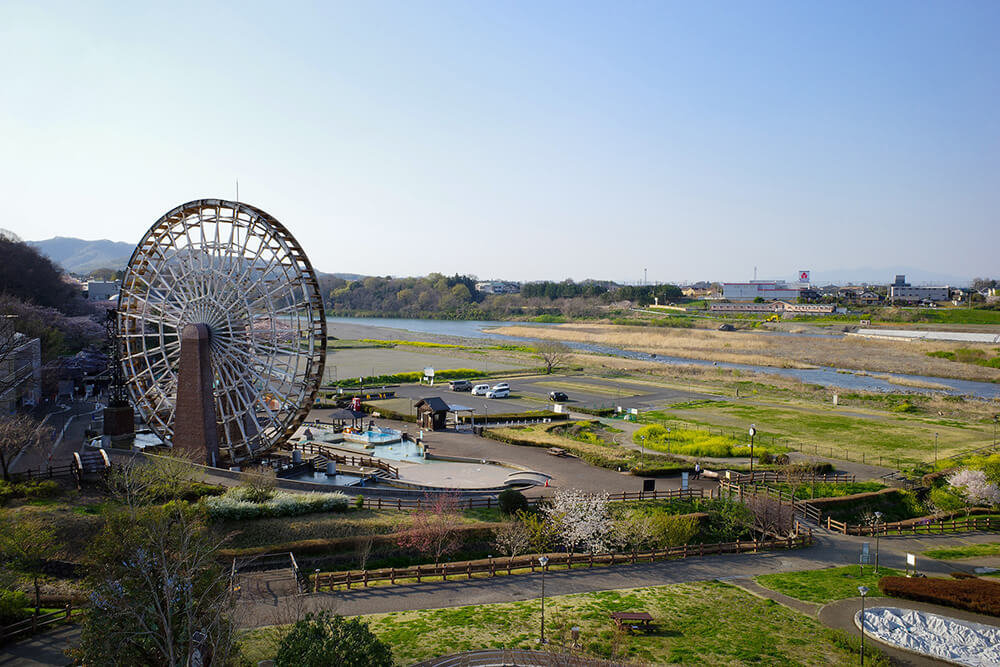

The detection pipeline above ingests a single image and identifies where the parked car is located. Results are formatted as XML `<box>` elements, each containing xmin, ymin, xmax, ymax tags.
<box><xmin>471</xmin><ymin>383</ymin><xmax>491</xmax><ymax>396</ymax></box>
<box><xmin>486</xmin><ymin>387</ymin><xmax>510</xmax><ymax>399</ymax></box>
<box><xmin>491</xmin><ymin>382</ymin><xmax>510</xmax><ymax>392</ymax></box>
<box><xmin>449</xmin><ymin>379</ymin><xmax>472</xmax><ymax>392</ymax></box>
<box><xmin>548</xmin><ymin>391</ymin><xmax>568</xmax><ymax>402</ymax></box>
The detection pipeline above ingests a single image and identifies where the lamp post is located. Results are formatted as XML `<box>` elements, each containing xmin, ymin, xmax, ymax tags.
<box><xmin>993</xmin><ymin>415</ymin><xmax>998</xmax><ymax>446</ymax></box>
<box><xmin>873</xmin><ymin>512</ymin><xmax>882</xmax><ymax>573</ymax></box>
<box><xmin>748</xmin><ymin>424</ymin><xmax>757</xmax><ymax>478</ymax></box>
<box><xmin>934</xmin><ymin>432</ymin><xmax>938</xmax><ymax>464</ymax></box>
<box><xmin>858</xmin><ymin>585</ymin><xmax>869</xmax><ymax>665</ymax></box>
<box><xmin>639</xmin><ymin>434</ymin><xmax>645</xmax><ymax>472</ymax></box>
<box><xmin>538</xmin><ymin>555</ymin><xmax>549</xmax><ymax>644</ymax></box>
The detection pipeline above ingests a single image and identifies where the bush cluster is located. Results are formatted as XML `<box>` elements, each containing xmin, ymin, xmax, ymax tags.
<box><xmin>878</xmin><ymin>576</ymin><xmax>1000</xmax><ymax>617</ymax></box>
<box><xmin>203</xmin><ymin>489</ymin><xmax>350</xmax><ymax>522</ymax></box>
<box><xmin>0</xmin><ymin>479</ymin><xmax>62</xmax><ymax>504</ymax></box>
<box><xmin>0</xmin><ymin>588</ymin><xmax>30</xmax><ymax>625</ymax></box>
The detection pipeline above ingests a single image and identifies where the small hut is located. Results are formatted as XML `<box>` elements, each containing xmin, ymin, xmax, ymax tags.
<box><xmin>415</xmin><ymin>397</ymin><xmax>450</xmax><ymax>431</ymax></box>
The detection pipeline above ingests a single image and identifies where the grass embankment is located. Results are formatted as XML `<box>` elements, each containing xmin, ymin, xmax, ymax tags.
<box><xmin>486</xmin><ymin>422</ymin><xmax>690</xmax><ymax>475</ymax></box>
<box><xmin>489</xmin><ymin>322</ymin><xmax>1000</xmax><ymax>382</ymax></box>
<box><xmin>924</xmin><ymin>543</ymin><xmax>1000</xmax><ymax>560</ymax></box>
<box><xmin>241</xmin><ymin>581</ymin><xmax>883</xmax><ymax>666</ymax></box>
<box><xmin>770</xmin><ymin>482</ymin><xmax>887</xmax><ymax>500</ymax></box>
<box><xmin>755</xmin><ymin>566</ymin><xmax>905</xmax><ymax>604</ymax></box>
<box><xmin>643</xmin><ymin>401</ymin><xmax>991</xmax><ymax>466</ymax></box>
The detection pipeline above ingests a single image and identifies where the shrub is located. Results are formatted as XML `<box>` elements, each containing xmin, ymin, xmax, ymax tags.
<box><xmin>878</xmin><ymin>576</ymin><xmax>1000</xmax><ymax>616</ymax></box>
<box><xmin>203</xmin><ymin>490</ymin><xmax>350</xmax><ymax>522</ymax></box>
<box><xmin>0</xmin><ymin>588</ymin><xmax>30</xmax><ymax>625</ymax></box>
<box><xmin>275</xmin><ymin>611</ymin><xmax>393</xmax><ymax>667</ymax></box>
<box><xmin>354</xmin><ymin>494</ymin><xmax>365</xmax><ymax>510</ymax></box>
<box><xmin>21</xmin><ymin>480</ymin><xmax>62</xmax><ymax>498</ymax></box>
<box><xmin>498</xmin><ymin>489</ymin><xmax>528</xmax><ymax>515</ymax></box>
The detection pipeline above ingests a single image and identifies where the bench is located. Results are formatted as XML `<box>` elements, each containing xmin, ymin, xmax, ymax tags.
<box><xmin>609</xmin><ymin>611</ymin><xmax>653</xmax><ymax>633</ymax></box>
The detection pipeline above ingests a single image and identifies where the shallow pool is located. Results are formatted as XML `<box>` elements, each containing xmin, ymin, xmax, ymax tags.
<box><xmin>285</xmin><ymin>471</ymin><xmax>364</xmax><ymax>486</ymax></box>
<box><xmin>342</xmin><ymin>427</ymin><xmax>403</xmax><ymax>445</ymax></box>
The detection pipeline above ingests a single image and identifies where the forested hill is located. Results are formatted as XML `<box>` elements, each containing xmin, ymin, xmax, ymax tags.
<box><xmin>321</xmin><ymin>273</ymin><xmax>682</xmax><ymax>320</ymax></box>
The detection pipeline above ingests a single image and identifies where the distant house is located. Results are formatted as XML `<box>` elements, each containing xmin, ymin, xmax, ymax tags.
<box><xmin>86</xmin><ymin>280</ymin><xmax>119</xmax><ymax>301</ymax></box>
<box><xmin>1</xmin><ymin>333</ymin><xmax>42</xmax><ymax>413</ymax></box>
<box><xmin>857</xmin><ymin>291</ymin><xmax>882</xmax><ymax>305</ymax></box>
<box><xmin>475</xmin><ymin>281</ymin><xmax>520</xmax><ymax>295</ymax></box>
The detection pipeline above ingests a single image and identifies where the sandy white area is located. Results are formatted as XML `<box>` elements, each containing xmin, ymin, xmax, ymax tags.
<box><xmin>856</xmin><ymin>606</ymin><xmax>1000</xmax><ymax>666</ymax></box>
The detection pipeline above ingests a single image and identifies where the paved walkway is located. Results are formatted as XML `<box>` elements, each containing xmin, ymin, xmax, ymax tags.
<box><xmin>0</xmin><ymin>624</ymin><xmax>78</xmax><ymax>667</ymax></box>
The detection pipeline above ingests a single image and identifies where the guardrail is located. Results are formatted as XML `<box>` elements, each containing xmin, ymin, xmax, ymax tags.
<box><xmin>0</xmin><ymin>605</ymin><xmax>74</xmax><ymax>645</ymax></box>
<box><xmin>826</xmin><ymin>515</ymin><xmax>1000</xmax><ymax>535</ymax></box>
<box><xmin>719</xmin><ymin>480</ymin><xmax>822</xmax><ymax>524</ymax></box>
<box><xmin>312</xmin><ymin>533</ymin><xmax>812</xmax><ymax>591</ymax></box>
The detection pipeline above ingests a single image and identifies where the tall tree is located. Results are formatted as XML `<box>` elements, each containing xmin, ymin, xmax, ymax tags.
<box><xmin>0</xmin><ymin>516</ymin><xmax>61</xmax><ymax>615</ymax></box>
<box><xmin>395</xmin><ymin>493</ymin><xmax>464</xmax><ymax>565</ymax></box>
<box><xmin>534</xmin><ymin>340</ymin><xmax>571</xmax><ymax>374</ymax></box>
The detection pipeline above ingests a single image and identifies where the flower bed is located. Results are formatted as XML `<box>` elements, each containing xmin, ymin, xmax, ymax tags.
<box><xmin>877</xmin><ymin>576</ymin><xmax>1000</xmax><ymax>617</ymax></box>
<box><xmin>203</xmin><ymin>488</ymin><xmax>350</xmax><ymax>521</ymax></box>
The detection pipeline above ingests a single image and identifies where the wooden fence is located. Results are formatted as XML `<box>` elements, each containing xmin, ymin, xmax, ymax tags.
<box><xmin>718</xmin><ymin>480</ymin><xmax>822</xmax><ymax>524</ymax></box>
<box><xmin>355</xmin><ymin>488</ymin><xmax>706</xmax><ymax>512</ymax></box>
<box><xmin>0</xmin><ymin>605</ymin><xmax>74</xmax><ymax>644</ymax></box>
<box><xmin>726</xmin><ymin>470</ymin><xmax>855</xmax><ymax>485</ymax></box>
<box><xmin>312</xmin><ymin>533</ymin><xmax>812</xmax><ymax>591</ymax></box>
<box><xmin>291</xmin><ymin>441</ymin><xmax>399</xmax><ymax>478</ymax></box>
<box><xmin>412</xmin><ymin>649</ymin><xmax>628</xmax><ymax>667</ymax></box>
<box><xmin>825</xmin><ymin>515</ymin><xmax>1000</xmax><ymax>536</ymax></box>
<box><xmin>7</xmin><ymin>463</ymin><xmax>77</xmax><ymax>483</ymax></box>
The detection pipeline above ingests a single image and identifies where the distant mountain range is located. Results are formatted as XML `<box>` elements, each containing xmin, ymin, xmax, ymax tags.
<box><xmin>30</xmin><ymin>236</ymin><xmax>367</xmax><ymax>281</ymax></box>
<box><xmin>30</xmin><ymin>237</ymin><xmax>135</xmax><ymax>275</ymax></box>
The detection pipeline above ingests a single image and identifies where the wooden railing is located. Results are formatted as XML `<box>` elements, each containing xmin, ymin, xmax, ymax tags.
<box><xmin>8</xmin><ymin>463</ymin><xmax>77</xmax><ymax>482</ymax></box>
<box><xmin>355</xmin><ymin>488</ymin><xmax>705</xmax><ymax>512</ymax></box>
<box><xmin>726</xmin><ymin>470</ymin><xmax>855</xmax><ymax>485</ymax></box>
<box><xmin>718</xmin><ymin>480</ymin><xmax>822</xmax><ymax>524</ymax></box>
<box><xmin>412</xmin><ymin>649</ymin><xmax>628</xmax><ymax>667</ymax></box>
<box><xmin>312</xmin><ymin>533</ymin><xmax>812</xmax><ymax>591</ymax></box>
<box><xmin>291</xmin><ymin>441</ymin><xmax>399</xmax><ymax>478</ymax></box>
<box><xmin>0</xmin><ymin>605</ymin><xmax>74</xmax><ymax>644</ymax></box>
<box><xmin>826</xmin><ymin>515</ymin><xmax>1000</xmax><ymax>536</ymax></box>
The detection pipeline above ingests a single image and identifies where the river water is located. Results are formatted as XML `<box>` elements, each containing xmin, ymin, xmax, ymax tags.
<box><xmin>325</xmin><ymin>317</ymin><xmax>1000</xmax><ymax>399</ymax></box>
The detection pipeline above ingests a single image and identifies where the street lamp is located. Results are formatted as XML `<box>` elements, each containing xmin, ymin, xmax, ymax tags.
<box><xmin>639</xmin><ymin>434</ymin><xmax>645</xmax><ymax>472</ymax></box>
<box><xmin>934</xmin><ymin>432</ymin><xmax>939</xmax><ymax>464</ymax></box>
<box><xmin>873</xmin><ymin>512</ymin><xmax>882</xmax><ymax>573</ymax></box>
<box><xmin>857</xmin><ymin>586</ymin><xmax>869</xmax><ymax>665</ymax></box>
<box><xmin>748</xmin><ymin>424</ymin><xmax>757</xmax><ymax>478</ymax></box>
<box><xmin>538</xmin><ymin>555</ymin><xmax>549</xmax><ymax>644</ymax></box>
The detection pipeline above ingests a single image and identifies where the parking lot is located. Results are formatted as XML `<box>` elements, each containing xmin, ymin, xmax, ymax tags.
<box><xmin>368</xmin><ymin>373</ymin><xmax>716</xmax><ymax>419</ymax></box>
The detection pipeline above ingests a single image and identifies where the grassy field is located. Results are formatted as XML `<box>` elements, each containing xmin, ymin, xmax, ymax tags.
<box><xmin>643</xmin><ymin>401</ymin><xmax>992</xmax><ymax>466</ymax></box>
<box><xmin>240</xmin><ymin>581</ymin><xmax>884</xmax><ymax>666</ymax></box>
<box><xmin>755</xmin><ymin>566</ymin><xmax>905</xmax><ymax>604</ymax></box>
<box><xmin>923</xmin><ymin>543</ymin><xmax>1000</xmax><ymax>560</ymax></box>
<box><xmin>491</xmin><ymin>323</ymin><xmax>1000</xmax><ymax>383</ymax></box>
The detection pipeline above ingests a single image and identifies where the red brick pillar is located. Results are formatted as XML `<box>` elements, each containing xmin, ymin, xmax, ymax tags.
<box><xmin>174</xmin><ymin>323</ymin><xmax>221</xmax><ymax>466</ymax></box>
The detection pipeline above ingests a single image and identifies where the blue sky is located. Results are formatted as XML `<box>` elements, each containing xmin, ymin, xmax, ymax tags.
<box><xmin>2</xmin><ymin>1</ymin><xmax>997</xmax><ymax>282</ymax></box>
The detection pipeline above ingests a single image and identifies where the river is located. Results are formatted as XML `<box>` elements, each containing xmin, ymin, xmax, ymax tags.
<box><xmin>325</xmin><ymin>317</ymin><xmax>1000</xmax><ymax>399</ymax></box>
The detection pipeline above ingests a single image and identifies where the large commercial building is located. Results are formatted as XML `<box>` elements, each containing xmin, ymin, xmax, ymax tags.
<box><xmin>722</xmin><ymin>280</ymin><xmax>811</xmax><ymax>302</ymax></box>
<box><xmin>888</xmin><ymin>275</ymin><xmax>949</xmax><ymax>304</ymax></box>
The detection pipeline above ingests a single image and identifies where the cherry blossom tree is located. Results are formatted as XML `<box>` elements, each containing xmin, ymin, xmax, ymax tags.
<box><xmin>948</xmin><ymin>469</ymin><xmax>1000</xmax><ymax>514</ymax></box>
<box><xmin>542</xmin><ymin>489</ymin><xmax>610</xmax><ymax>557</ymax></box>
<box><xmin>395</xmin><ymin>493</ymin><xmax>464</xmax><ymax>565</ymax></box>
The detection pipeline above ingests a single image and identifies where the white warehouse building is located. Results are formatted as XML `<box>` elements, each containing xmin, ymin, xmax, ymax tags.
<box><xmin>722</xmin><ymin>280</ymin><xmax>809</xmax><ymax>302</ymax></box>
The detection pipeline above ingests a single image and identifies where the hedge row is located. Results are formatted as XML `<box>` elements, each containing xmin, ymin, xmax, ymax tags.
<box><xmin>481</xmin><ymin>428</ymin><xmax>688</xmax><ymax>477</ymax></box>
<box><xmin>878</xmin><ymin>576</ymin><xmax>1000</xmax><ymax>617</ymax></box>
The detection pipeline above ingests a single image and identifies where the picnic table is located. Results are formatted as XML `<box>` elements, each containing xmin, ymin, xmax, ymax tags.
<box><xmin>609</xmin><ymin>611</ymin><xmax>654</xmax><ymax>633</ymax></box>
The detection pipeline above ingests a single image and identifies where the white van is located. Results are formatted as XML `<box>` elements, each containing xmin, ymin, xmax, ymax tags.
<box><xmin>471</xmin><ymin>383</ymin><xmax>491</xmax><ymax>396</ymax></box>
<box><xmin>486</xmin><ymin>387</ymin><xmax>509</xmax><ymax>399</ymax></box>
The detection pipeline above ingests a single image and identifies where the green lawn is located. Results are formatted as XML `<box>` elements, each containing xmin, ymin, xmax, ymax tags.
<box><xmin>755</xmin><ymin>566</ymin><xmax>904</xmax><ymax>604</ymax></box>
<box><xmin>241</xmin><ymin>581</ymin><xmax>885</xmax><ymax>666</ymax></box>
<box><xmin>770</xmin><ymin>482</ymin><xmax>887</xmax><ymax>500</ymax></box>
<box><xmin>646</xmin><ymin>401</ymin><xmax>990</xmax><ymax>465</ymax></box>
<box><xmin>924</xmin><ymin>543</ymin><xmax>1000</xmax><ymax>560</ymax></box>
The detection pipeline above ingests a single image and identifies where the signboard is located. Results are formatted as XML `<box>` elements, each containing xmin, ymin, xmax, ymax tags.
<box><xmin>681</xmin><ymin>472</ymin><xmax>689</xmax><ymax>490</ymax></box>
<box><xmin>906</xmin><ymin>553</ymin><xmax>916</xmax><ymax>567</ymax></box>
<box><xmin>860</xmin><ymin>542</ymin><xmax>870</xmax><ymax>564</ymax></box>
<box><xmin>799</xmin><ymin>270</ymin><xmax>810</xmax><ymax>283</ymax></box>
<box><xmin>423</xmin><ymin>367</ymin><xmax>435</xmax><ymax>377</ymax></box>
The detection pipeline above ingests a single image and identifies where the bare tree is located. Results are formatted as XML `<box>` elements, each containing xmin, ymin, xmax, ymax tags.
<box><xmin>493</xmin><ymin>520</ymin><xmax>531</xmax><ymax>563</ymax></box>
<box><xmin>609</xmin><ymin>510</ymin><xmax>656</xmax><ymax>557</ymax></box>
<box><xmin>534</xmin><ymin>341</ymin><xmax>571</xmax><ymax>375</ymax></box>
<box><xmin>0</xmin><ymin>414</ymin><xmax>51</xmax><ymax>480</ymax></box>
<box><xmin>356</xmin><ymin>536</ymin><xmax>374</xmax><ymax>570</ymax></box>
<box><xmin>745</xmin><ymin>494</ymin><xmax>794</xmax><ymax>538</ymax></box>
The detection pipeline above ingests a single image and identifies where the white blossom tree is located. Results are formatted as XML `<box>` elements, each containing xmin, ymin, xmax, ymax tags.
<box><xmin>948</xmin><ymin>469</ymin><xmax>1000</xmax><ymax>515</ymax></box>
<box><xmin>542</xmin><ymin>489</ymin><xmax>610</xmax><ymax>558</ymax></box>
